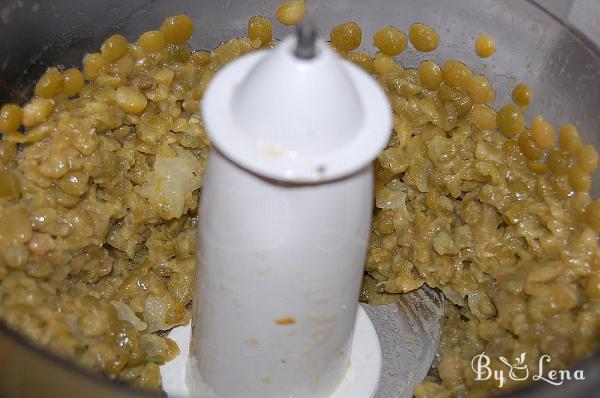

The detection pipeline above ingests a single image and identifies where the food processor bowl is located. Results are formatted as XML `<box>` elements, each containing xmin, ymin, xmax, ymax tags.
<box><xmin>0</xmin><ymin>0</ymin><xmax>599</xmax><ymax>397</ymax></box>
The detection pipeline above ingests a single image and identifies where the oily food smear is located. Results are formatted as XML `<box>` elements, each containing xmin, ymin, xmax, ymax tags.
<box><xmin>0</xmin><ymin>1</ymin><xmax>599</xmax><ymax>396</ymax></box>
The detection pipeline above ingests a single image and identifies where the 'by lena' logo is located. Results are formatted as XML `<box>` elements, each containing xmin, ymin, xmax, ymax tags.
<box><xmin>471</xmin><ymin>352</ymin><xmax>585</xmax><ymax>388</ymax></box>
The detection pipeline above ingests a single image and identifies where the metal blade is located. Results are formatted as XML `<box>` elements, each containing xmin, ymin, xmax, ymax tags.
<box><xmin>361</xmin><ymin>286</ymin><xmax>445</xmax><ymax>398</ymax></box>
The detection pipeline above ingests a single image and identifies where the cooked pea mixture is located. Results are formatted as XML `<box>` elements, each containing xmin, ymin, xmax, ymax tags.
<box><xmin>0</xmin><ymin>1</ymin><xmax>599</xmax><ymax>396</ymax></box>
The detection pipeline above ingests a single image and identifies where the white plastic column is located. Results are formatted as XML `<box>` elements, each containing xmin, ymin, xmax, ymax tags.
<box><xmin>190</xmin><ymin>35</ymin><xmax>391</xmax><ymax>398</ymax></box>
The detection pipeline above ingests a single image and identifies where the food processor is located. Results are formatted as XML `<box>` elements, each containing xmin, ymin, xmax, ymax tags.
<box><xmin>0</xmin><ymin>0</ymin><xmax>599</xmax><ymax>397</ymax></box>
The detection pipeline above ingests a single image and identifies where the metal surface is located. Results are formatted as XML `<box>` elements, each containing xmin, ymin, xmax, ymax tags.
<box><xmin>0</xmin><ymin>0</ymin><xmax>600</xmax><ymax>397</ymax></box>
<box><xmin>0</xmin><ymin>320</ymin><xmax>157</xmax><ymax>398</ymax></box>
<box><xmin>362</xmin><ymin>288</ymin><xmax>445</xmax><ymax>398</ymax></box>
<box><xmin>294</xmin><ymin>20</ymin><xmax>318</xmax><ymax>59</ymax></box>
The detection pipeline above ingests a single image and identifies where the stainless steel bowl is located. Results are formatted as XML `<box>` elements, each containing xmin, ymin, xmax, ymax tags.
<box><xmin>0</xmin><ymin>0</ymin><xmax>599</xmax><ymax>397</ymax></box>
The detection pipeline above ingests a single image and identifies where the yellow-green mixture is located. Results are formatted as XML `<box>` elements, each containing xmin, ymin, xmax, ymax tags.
<box><xmin>0</xmin><ymin>1</ymin><xmax>599</xmax><ymax>396</ymax></box>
